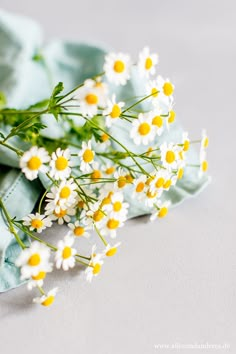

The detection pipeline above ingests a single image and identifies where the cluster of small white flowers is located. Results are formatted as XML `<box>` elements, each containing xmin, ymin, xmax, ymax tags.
<box><xmin>13</xmin><ymin>47</ymin><xmax>209</xmax><ymax>307</ymax></box>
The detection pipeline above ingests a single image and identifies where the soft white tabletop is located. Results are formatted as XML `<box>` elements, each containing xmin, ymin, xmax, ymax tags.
<box><xmin>0</xmin><ymin>1</ymin><xmax>235</xmax><ymax>353</ymax></box>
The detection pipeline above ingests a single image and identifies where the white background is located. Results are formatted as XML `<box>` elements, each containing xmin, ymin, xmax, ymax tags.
<box><xmin>0</xmin><ymin>1</ymin><xmax>235</xmax><ymax>353</ymax></box>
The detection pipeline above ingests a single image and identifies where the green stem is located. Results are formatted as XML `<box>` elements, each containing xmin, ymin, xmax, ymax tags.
<box><xmin>94</xmin><ymin>224</ymin><xmax>108</xmax><ymax>246</ymax></box>
<box><xmin>0</xmin><ymin>198</ymin><xmax>26</xmax><ymax>249</ymax></box>
<box><xmin>0</xmin><ymin>140</ymin><xmax>23</xmax><ymax>156</ymax></box>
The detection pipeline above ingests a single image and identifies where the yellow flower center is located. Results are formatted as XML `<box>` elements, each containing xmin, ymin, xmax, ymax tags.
<box><xmin>163</xmin><ymin>179</ymin><xmax>172</xmax><ymax>189</ymax></box>
<box><xmin>117</xmin><ymin>176</ymin><xmax>126</xmax><ymax>188</ymax></box>
<box><xmin>203</xmin><ymin>137</ymin><xmax>209</xmax><ymax>148</ymax></box>
<box><xmin>93</xmin><ymin>210</ymin><xmax>104</xmax><ymax>222</ymax></box>
<box><xmin>54</xmin><ymin>209</ymin><xmax>67</xmax><ymax>218</ymax></box>
<box><xmin>166</xmin><ymin>150</ymin><xmax>175</xmax><ymax>164</ymax></box>
<box><xmin>101</xmin><ymin>196</ymin><xmax>112</xmax><ymax>207</ymax></box>
<box><xmin>138</xmin><ymin>122</ymin><xmax>151</xmax><ymax>136</ymax></box>
<box><xmin>101</xmin><ymin>133</ymin><xmax>109</xmax><ymax>142</ymax></box>
<box><xmin>151</xmin><ymin>87</ymin><xmax>158</xmax><ymax>97</ymax></box>
<box><xmin>146</xmin><ymin>190</ymin><xmax>157</xmax><ymax>199</ymax></box>
<box><xmin>155</xmin><ymin>177</ymin><xmax>165</xmax><ymax>188</ymax></box>
<box><xmin>158</xmin><ymin>207</ymin><xmax>168</xmax><ymax>218</ymax></box>
<box><xmin>125</xmin><ymin>174</ymin><xmax>133</xmax><ymax>183</ymax></box>
<box><xmin>201</xmin><ymin>160</ymin><xmax>208</xmax><ymax>172</ymax></box>
<box><xmin>31</xmin><ymin>219</ymin><xmax>43</xmax><ymax>229</ymax></box>
<box><xmin>152</xmin><ymin>116</ymin><xmax>163</xmax><ymax>128</ymax></box>
<box><xmin>113</xmin><ymin>60</ymin><xmax>125</xmax><ymax>73</ymax></box>
<box><xmin>91</xmin><ymin>170</ymin><xmax>102</xmax><ymax>180</ymax></box>
<box><xmin>83</xmin><ymin>149</ymin><xmax>94</xmax><ymax>163</ymax></box>
<box><xmin>113</xmin><ymin>201</ymin><xmax>122</xmax><ymax>212</ymax></box>
<box><xmin>62</xmin><ymin>246</ymin><xmax>72</xmax><ymax>259</ymax></box>
<box><xmin>27</xmin><ymin>156</ymin><xmax>42</xmax><ymax>170</ymax></box>
<box><xmin>55</xmin><ymin>156</ymin><xmax>68</xmax><ymax>171</ymax></box>
<box><xmin>32</xmin><ymin>271</ymin><xmax>46</xmax><ymax>281</ymax></box>
<box><xmin>110</xmin><ymin>104</ymin><xmax>121</xmax><ymax>118</ymax></box>
<box><xmin>168</xmin><ymin>110</ymin><xmax>176</xmax><ymax>123</ymax></box>
<box><xmin>92</xmin><ymin>263</ymin><xmax>101</xmax><ymax>275</ymax></box>
<box><xmin>74</xmin><ymin>226</ymin><xmax>85</xmax><ymax>237</ymax></box>
<box><xmin>183</xmin><ymin>140</ymin><xmax>190</xmax><ymax>151</ymax></box>
<box><xmin>28</xmin><ymin>253</ymin><xmax>41</xmax><ymax>266</ymax></box>
<box><xmin>77</xmin><ymin>201</ymin><xmax>85</xmax><ymax>209</ymax></box>
<box><xmin>85</xmin><ymin>93</ymin><xmax>98</xmax><ymax>105</ymax></box>
<box><xmin>177</xmin><ymin>168</ymin><xmax>184</xmax><ymax>179</ymax></box>
<box><xmin>42</xmin><ymin>295</ymin><xmax>55</xmax><ymax>307</ymax></box>
<box><xmin>146</xmin><ymin>147</ymin><xmax>153</xmax><ymax>156</ymax></box>
<box><xmin>60</xmin><ymin>186</ymin><xmax>71</xmax><ymax>198</ymax></box>
<box><xmin>105</xmin><ymin>166</ymin><xmax>115</xmax><ymax>175</ymax></box>
<box><xmin>107</xmin><ymin>219</ymin><xmax>120</xmax><ymax>230</ymax></box>
<box><xmin>106</xmin><ymin>247</ymin><xmax>117</xmax><ymax>257</ymax></box>
<box><xmin>163</xmin><ymin>82</ymin><xmax>174</xmax><ymax>96</ymax></box>
<box><xmin>136</xmin><ymin>181</ymin><xmax>145</xmax><ymax>193</ymax></box>
<box><xmin>145</xmin><ymin>57</ymin><xmax>153</xmax><ymax>70</ymax></box>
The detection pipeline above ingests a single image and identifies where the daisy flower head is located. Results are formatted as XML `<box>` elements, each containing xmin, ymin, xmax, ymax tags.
<box><xmin>160</xmin><ymin>142</ymin><xmax>181</xmax><ymax>170</ymax></box>
<box><xmin>85</xmin><ymin>245</ymin><xmax>104</xmax><ymax>282</ymax></box>
<box><xmin>85</xmin><ymin>201</ymin><xmax>107</xmax><ymax>227</ymax></box>
<box><xmin>182</xmin><ymin>132</ymin><xmax>190</xmax><ymax>152</ymax></box>
<box><xmin>149</xmin><ymin>169</ymin><xmax>170</xmax><ymax>193</ymax></box>
<box><xmin>130</xmin><ymin>112</ymin><xmax>155</xmax><ymax>146</ymax></box>
<box><xmin>144</xmin><ymin>188</ymin><xmax>160</xmax><ymax>207</ymax></box>
<box><xmin>138</xmin><ymin>47</ymin><xmax>158</xmax><ymax>77</ymax></box>
<box><xmin>104</xmin><ymin>192</ymin><xmax>129</xmax><ymax>219</ymax></box>
<box><xmin>75</xmin><ymin>79</ymin><xmax>101</xmax><ymax>117</ymax></box>
<box><xmin>104</xmin><ymin>52</ymin><xmax>131</xmax><ymax>86</ymax></box>
<box><xmin>90</xmin><ymin>161</ymin><xmax>103</xmax><ymax>181</ymax></box>
<box><xmin>102</xmin><ymin>242</ymin><xmax>121</xmax><ymax>257</ymax></box>
<box><xmin>20</xmin><ymin>146</ymin><xmax>50</xmax><ymax>181</ymax></box>
<box><xmin>102</xmin><ymin>163</ymin><xmax>116</xmax><ymax>177</ymax></box>
<box><xmin>199</xmin><ymin>148</ymin><xmax>208</xmax><ymax>176</ymax></box>
<box><xmin>100</xmin><ymin>214</ymin><xmax>125</xmax><ymax>239</ymax></box>
<box><xmin>27</xmin><ymin>270</ymin><xmax>48</xmax><ymax>291</ymax></box>
<box><xmin>133</xmin><ymin>175</ymin><xmax>147</xmax><ymax>199</ymax></box>
<box><xmin>114</xmin><ymin>168</ymin><xmax>128</xmax><ymax>189</ymax></box>
<box><xmin>55</xmin><ymin>235</ymin><xmax>77</xmax><ymax>271</ymax></box>
<box><xmin>22</xmin><ymin>213</ymin><xmax>52</xmax><ymax>233</ymax></box>
<box><xmin>78</xmin><ymin>140</ymin><xmax>95</xmax><ymax>173</ymax></box>
<box><xmin>46</xmin><ymin>178</ymin><xmax>78</xmax><ymax>212</ymax></box>
<box><xmin>33</xmin><ymin>287</ymin><xmax>58</xmax><ymax>307</ymax></box>
<box><xmin>150</xmin><ymin>201</ymin><xmax>171</xmax><ymax>221</ymax></box>
<box><xmin>103</xmin><ymin>94</ymin><xmax>125</xmax><ymax>128</ymax></box>
<box><xmin>93</xmin><ymin>77</ymin><xmax>108</xmax><ymax>107</ymax></box>
<box><xmin>46</xmin><ymin>205</ymin><xmax>76</xmax><ymax>225</ymax></box>
<box><xmin>201</xmin><ymin>129</ymin><xmax>209</xmax><ymax>150</ymax></box>
<box><xmin>49</xmin><ymin>148</ymin><xmax>72</xmax><ymax>180</ymax></box>
<box><xmin>146</xmin><ymin>79</ymin><xmax>160</xmax><ymax>102</ymax></box>
<box><xmin>157</xmin><ymin>75</ymin><xmax>175</xmax><ymax>97</ymax></box>
<box><xmin>166</xmin><ymin>109</ymin><xmax>176</xmax><ymax>129</ymax></box>
<box><xmin>68</xmin><ymin>221</ymin><xmax>90</xmax><ymax>238</ymax></box>
<box><xmin>151</xmin><ymin>109</ymin><xmax>165</xmax><ymax>137</ymax></box>
<box><xmin>15</xmin><ymin>241</ymin><xmax>52</xmax><ymax>280</ymax></box>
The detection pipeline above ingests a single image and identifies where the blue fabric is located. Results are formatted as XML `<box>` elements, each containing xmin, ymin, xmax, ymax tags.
<box><xmin>0</xmin><ymin>9</ymin><xmax>209</xmax><ymax>292</ymax></box>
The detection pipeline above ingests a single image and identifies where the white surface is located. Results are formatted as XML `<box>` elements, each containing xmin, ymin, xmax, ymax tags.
<box><xmin>0</xmin><ymin>1</ymin><xmax>235</xmax><ymax>353</ymax></box>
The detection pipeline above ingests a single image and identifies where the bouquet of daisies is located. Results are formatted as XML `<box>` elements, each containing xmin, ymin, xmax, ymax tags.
<box><xmin>0</xmin><ymin>46</ymin><xmax>209</xmax><ymax>307</ymax></box>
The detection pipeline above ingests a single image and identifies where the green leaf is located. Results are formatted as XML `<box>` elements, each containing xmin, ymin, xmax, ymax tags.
<box><xmin>0</xmin><ymin>92</ymin><xmax>7</xmax><ymax>109</ymax></box>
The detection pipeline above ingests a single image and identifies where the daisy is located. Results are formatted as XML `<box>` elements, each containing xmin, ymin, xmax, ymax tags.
<box><xmin>85</xmin><ymin>245</ymin><xmax>104</xmax><ymax>282</ymax></box>
<box><xmin>157</xmin><ymin>76</ymin><xmax>175</xmax><ymax>97</ymax></box>
<box><xmin>149</xmin><ymin>169</ymin><xmax>169</xmax><ymax>193</ymax></box>
<box><xmin>151</xmin><ymin>109</ymin><xmax>165</xmax><ymax>136</ymax></box>
<box><xmin>104</xmin><ymin>52</ymin><xmax>131</xmax><ymax>86</ymax></box>
<box><xmin>160</xmin><ymin>142</ymin><xmax>181</xmax><ymax>170</ymax></box>
<box><xmin>201</xmin><ymin>129</ymin><xmax>209</xmax><ymax>149</ymax></box>
<box><xmin>199</xmin><ymin>149</ymin><xmax>208</xmax><ymax>176</ymax></box>
<box><xmin>22</xmin><ymin>213</ymin><xmax>52</xmax><ymax>233</ymax></box>
<box><xmin>104</xmin><ymin>192</ymin><xmax>129</xmax><ymax>219</ymax></box>
<box><xmin>20</xmin><ymin>146</ymin><xmax>50</xmax><ymax>181</ymax></box>
<box><xmin>33</xmin><ymin>287</ymin><xmax>58</xmax><ymax>307</ymax></box>
<box><xmin>102</xmin><ymin>163</ymin><xmax>116</xmax><ymax>176</ymax></box>
<box><xmin>27</xmin><ymin>270</ymin><xmax>47</xmax><ymax>290</ymax></box>
<box><xmin>46</xmin><ymin>205</ymin><xmax>76</xmax><ymax>225</ymax></box>
<box><xmin>150</xmin><ymin>201</ymin><xmax>171</xmax><ymax>221</ymax></box>
<box><xmin>90</xmin><ymin>162</ymin><xmax>103</xmax><ymax>181</ymax></box>
<box><xmin>103</xmin><ymin>94</ymin><xmax>125</xmax><ymax>127</ymax></box>
<box><xmin>49</xmin><ymin>148</ymin><xmax>72</xmax><ymax>180</ymax></box>
<box><xmin>167</xmin><ymin>109</ymin><xmax>176</xmax><ymax>128</ymax></box>
<box><xmin>114</xmin><ymin>168</ymin><xmax>127</xmax><ymax>189</ymax></box>
<box><xmin>182</xmin><ymin>132</ymin><xmax>190</xmax><ymax>152</ymax></box>
<box><xmin>102</xmin><ymin>242</ymin><xmax>121</xmax><ymax>257</ymax></box>
<box><xmin>146</xmin><ymin>79</ymin><xmax>160</xmax><ymax>102</ymax></box>
<box><xmin>68</xmin><ymin>221</ymin><xmax>90</xmax><ymax>238</ymax></box>
<box><xmin>46</xmin><ymin>178</ymin><xmax>78</xmax><ymax>212</ymax></box>
<box><xmin>130</xmin><ymin>112</ymin><xmax>155</xmax><ymax>145</ymax></box>
<box><xmin>132</xmin><ymin>175</ymin><xmax>147</xmax><ymax>199</ymax></box>
<box><xmin>100</xmin><ymin>215</ymin><xmax>125</xmax><ymax>239</ymax></box>
<box><xmin>15</xmin><ymin>241</ymin><xmax>52</xmax><ymax>280</ymax></box>
<box><xmin>55</xmin><ymin>235</ymin><xmax>77</xmax><ymax>271</ymax></box>
<box><xmin>75</xmin><ymin>79</ymin><xmax>101</xmax><ymax>117</ymax></box>
<box><xmin>144</xmin><ymin>188</ymin><xmax>160</xmax><ymax>207</ymax></box>
<box><xmin>78</xmin><ymin>140</ymin><xmax>95</xmax><ymax>173</ymax></box>
<box><xmin>138</xmin><ymin>47</ymin><xmax>158</xmax><ymax>77</ymax></box>
<box><xmin>84</xmin><ymin>202</ymin><xmax>107</xmax><ymax>226</ymax></box>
